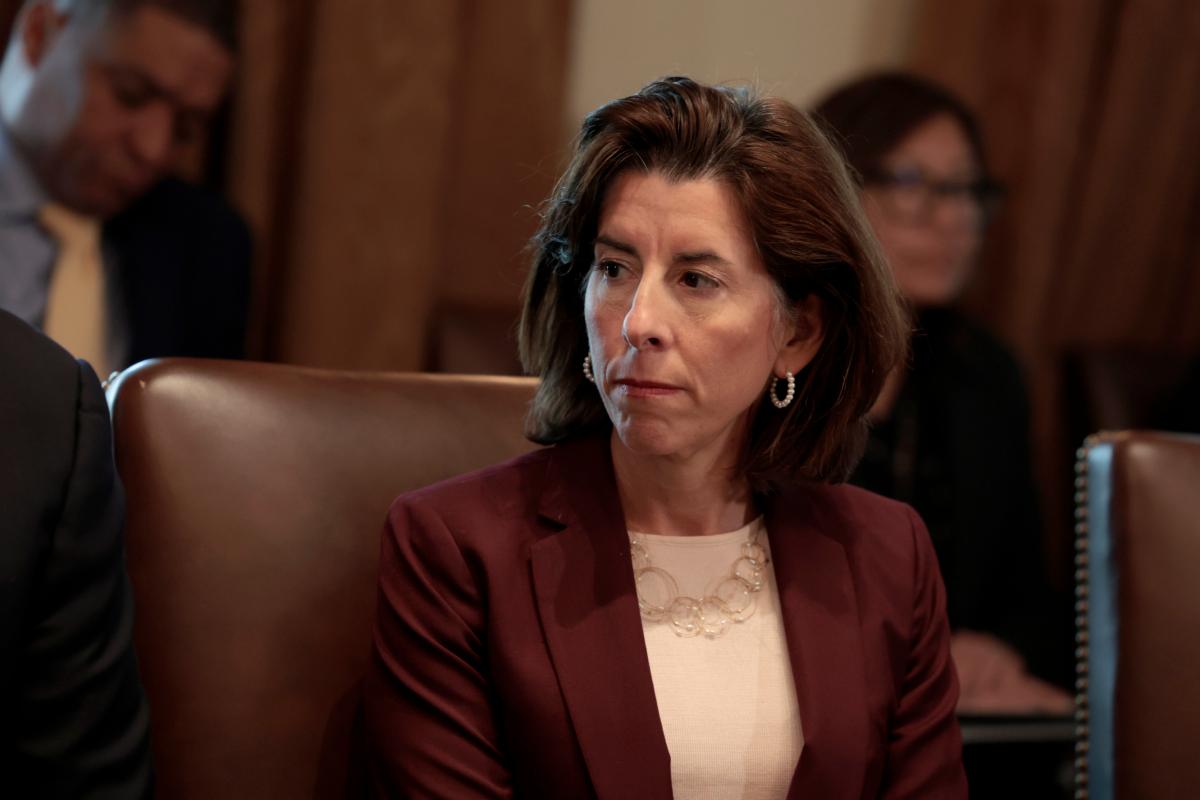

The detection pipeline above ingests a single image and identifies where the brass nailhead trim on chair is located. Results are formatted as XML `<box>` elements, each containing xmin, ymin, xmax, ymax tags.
<box><xmin>1072</xmin><ymin>433</ymin><xmax>1106</xmax><ymax>800</ymax></box>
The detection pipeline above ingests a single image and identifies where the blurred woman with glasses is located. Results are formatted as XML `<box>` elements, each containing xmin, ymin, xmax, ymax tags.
<box><xmin>815</xmin><ymin>72</ymin><xmax>1072</xmax><ymax>714</ymax></box>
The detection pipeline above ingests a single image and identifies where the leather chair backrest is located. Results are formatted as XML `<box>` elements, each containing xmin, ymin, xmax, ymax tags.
<box><xmin>108</xmin><ymin>359</ymin><xmax>539</xmax><ymax>799</ymax></box>
<box><xmin>1074</xmin><ymin>431</ymin><xmax>1200</xmax><ymax>800</ymax></box>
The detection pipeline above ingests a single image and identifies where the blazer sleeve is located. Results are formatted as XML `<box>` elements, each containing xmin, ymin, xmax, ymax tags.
<box><xmin>11</xmin><ymin>362</ymin><xmax>152</xmax><ymax>798</ymax></box>
<box><xmin>363</xmin><ymin>496</ymin><xmax>514</xmax><ymax>799</ymax></box>
<box><xmin>881</xmin><ymin>507</ymin><xmax>968</xmax><ymax>799</ymax></box>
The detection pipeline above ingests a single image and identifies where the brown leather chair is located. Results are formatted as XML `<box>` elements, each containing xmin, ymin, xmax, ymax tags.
<box><xmin>107</xmin><ymin>359</ymin><xmax>539</xmax><ymax>799</ymax></box>
<box><xmin>1073</xmin><ymin>431</ymin><xmax>1200</xmax><ymax>800</ymax></box>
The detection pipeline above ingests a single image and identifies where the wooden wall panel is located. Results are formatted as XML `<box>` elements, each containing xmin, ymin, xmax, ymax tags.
<box><xmin>226</xmin><ymin>0</ymin><xmax>572</xmax><ymax>371</ymax></box>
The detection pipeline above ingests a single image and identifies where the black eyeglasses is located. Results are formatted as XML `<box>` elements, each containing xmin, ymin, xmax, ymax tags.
<box><xmin>861</xmin><ymin>166</ymin><xmax>1004</xmax><ymax>226</ymax></box>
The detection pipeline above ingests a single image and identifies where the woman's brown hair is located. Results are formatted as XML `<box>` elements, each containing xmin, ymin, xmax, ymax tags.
<box><xmin>812</xmin><ymin>71</ymin><xmax>990</xmax><ymax>186</ymax></box>
<box><xmin>519</xmin><ymin>77</ymin><xmax>908</xmax><ymax>489</ymax></box>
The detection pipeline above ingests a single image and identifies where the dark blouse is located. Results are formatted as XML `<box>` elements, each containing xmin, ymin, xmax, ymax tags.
<box><xmin>850</xmin><ymin>308</ymin><xmax>1071</xmax><ymax>686</ymax></box>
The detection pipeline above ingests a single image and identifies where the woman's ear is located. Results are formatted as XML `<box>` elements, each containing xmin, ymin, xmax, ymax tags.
<box><xmin>774</xmin><ymin>293</ymin><xmax>824</xmax><ymax>377</ymax></box>
<box><xmin>20</xmin><ymin>1</ymin><xmax>70</xmax><ymax>68</ymax></box>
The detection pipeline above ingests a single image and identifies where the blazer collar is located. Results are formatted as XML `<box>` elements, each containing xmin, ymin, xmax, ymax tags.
<box><xmin>530</xmin><ymin>436</ymin><xmax>869</xmax><ymax>800</ymax></box>
<box><xmin>529</xmin><ymin>435</ymin><xmax>674</xmax><ymax>800</ymax></box>
<box><xmin>763</xmin><ymin>487</ymin><xmax>870</xmax><ymax>800</ymax></box>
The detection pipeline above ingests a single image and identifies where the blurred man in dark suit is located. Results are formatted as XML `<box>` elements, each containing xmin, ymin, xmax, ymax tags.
<box><xmin>0</xmin><ymin>0</ymin><xmax>249</xmax><ymax>378</ymax></box>
<box><xmin>0</xmin><ymin>308</ymin><xmax>152</xmax><ymax>798</ymax></box>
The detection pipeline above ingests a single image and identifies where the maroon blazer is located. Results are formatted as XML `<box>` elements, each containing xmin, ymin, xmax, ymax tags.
<box><xmin>363</xmin><ymin>435</ymin><xmax>966</xmax><ymax>799</ymax></box>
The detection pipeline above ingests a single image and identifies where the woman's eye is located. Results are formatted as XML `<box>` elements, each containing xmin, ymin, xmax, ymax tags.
<box><xmin>681</xmin><ymin>271</ymin><xmax>719</xmax><ymax>289</ymax></box>
<box><xmin>595</xmin><ymin>261</ymin><xmax>624</xmax><ymax>279</ymax></box>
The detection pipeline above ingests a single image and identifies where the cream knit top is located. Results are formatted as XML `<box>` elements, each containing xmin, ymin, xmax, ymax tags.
<box><xmin>632</xmin><ymin>518</ymin><xmax>804</xmax><ymax>799</ymax></box>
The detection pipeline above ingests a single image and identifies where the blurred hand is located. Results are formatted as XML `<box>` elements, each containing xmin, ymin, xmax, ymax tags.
<box><xmin>951</xmin><ymin>630</ymin><xmax>1073</xmax><ymax>714</ymax></box>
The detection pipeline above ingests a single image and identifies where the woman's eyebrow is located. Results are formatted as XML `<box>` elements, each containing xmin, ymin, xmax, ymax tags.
<box><xmin>594</xmin><ymin>235</ymin><xmax>638</xmax><ymax>256</ymax></box>
<box><xmin>675</xmin><ymin>249</ymin><xmax>731</xmax><ymax>266</ymax></box>
<box><xmin>596</xmin><ymin>235</ymin><xmax>730</xmax><ymax>267</ymax></box>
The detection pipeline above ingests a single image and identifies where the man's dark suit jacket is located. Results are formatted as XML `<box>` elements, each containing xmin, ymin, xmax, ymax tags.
<box><xmin>106</xmin><ymin>177</ymin><xmax>252</xmax><ymax>365</ymax></box>
<box><xmin>0</xmin><ymin>310</ymin><xmax>152</xmax><ymax>797</ymax></box>
<box><xmin>364</xmin><ymin>435</ymin><xmax>967</xmax><ymax>799</ymax></box>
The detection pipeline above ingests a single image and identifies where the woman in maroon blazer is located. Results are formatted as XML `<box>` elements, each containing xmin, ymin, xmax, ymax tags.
<box><xmin>364</xmin><ymin>77</ymin><xmax>967</xmax><ymax>799</ymax></box>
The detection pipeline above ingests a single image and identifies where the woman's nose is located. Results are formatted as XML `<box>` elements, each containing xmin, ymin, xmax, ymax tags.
<box><xmin>621</xmin><ymin>280</ymin><xmax>668</xmax><ymax>350</ymax></box>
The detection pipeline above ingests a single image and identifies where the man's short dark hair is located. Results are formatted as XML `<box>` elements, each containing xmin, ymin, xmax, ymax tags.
<box><xmin>68</xmin><ymin>0</ymin><xmax>238</xmax><ymax>53</ymax></box>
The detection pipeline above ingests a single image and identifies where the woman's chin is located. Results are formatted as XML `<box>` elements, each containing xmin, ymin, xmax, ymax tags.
<box><xmin>897</xmin><ymin>268</ymin><xmax>971</xmax><ymax>308</ymax></box>
<box><xmin>611</xmin><ymin>421</ymin><xmax>682</xmax><ymax>459</ymax></box>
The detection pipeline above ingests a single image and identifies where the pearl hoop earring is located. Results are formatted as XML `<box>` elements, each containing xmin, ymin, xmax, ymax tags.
<box><xmin>583</xmin><ymin>354</ymin><xmax>595</xmax><ymax>383</ymax></box>
<box><xmin>769</xmin><ymin>371</ymin><xmax>795</xmax><ymax>409</ymax></box>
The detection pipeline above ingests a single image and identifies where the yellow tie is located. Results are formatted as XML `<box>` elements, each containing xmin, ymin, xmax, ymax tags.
<box><xmin>40</xmin><ymin>203</ymin><xmax>110</xmax><ymax>377</ymax></box>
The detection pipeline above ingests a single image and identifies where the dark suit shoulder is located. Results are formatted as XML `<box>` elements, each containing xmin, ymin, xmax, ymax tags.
<box><xmin>0</xmin><ymin>313</ymin><xmax>150</xmax><ymax>798</ymax></box>
<box><xmin>0</xmin><ymin>310</ymin><xmax>82</xmax><ymax>409</ymax></box>
<box><xmin>107</xmin><ymin>178</ymin><xmax>252</xmax><ymax>362</ymax></box>
<box><xmin>109</xmin><ymin>177</ymin><xmax>247</xmax><ymax>234</ymax></box>
<box><xmin>0</xmin><ymin>310</ymin><xmax>108</xmax><ymax>560</ymax></box>
<box><xmin>106</xmin><ymin>176</ymin><xmax>251</xmax><ymax>281</ymax></box>
<box><xmin>0</xmin><ymin>312</ymin><xmax>87</xmax><ymax>674</ymax></box>
<box><xmin>0</xmin><ymin>311</ymin><xmax>83</xmax><ymax>475</ymax></box>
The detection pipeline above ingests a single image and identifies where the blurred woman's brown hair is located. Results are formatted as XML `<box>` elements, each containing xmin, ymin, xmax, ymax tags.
<box><xmin>812</xmin><ymin>71</ymin><xmax>991</xmax><ymax>185</ymax></box>
<box><xmin>519</xmin><ymin>76</ymin><xmax>909</xmax><ymax>489</ymax></box>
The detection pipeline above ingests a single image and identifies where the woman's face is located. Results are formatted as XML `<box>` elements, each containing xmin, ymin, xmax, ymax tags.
<box><xmin>583</xmin><ymin>170</ymin><xmax>819</xmax><ymax>465</ymax></box>
<box><xmin>861</xmin><ymin>113</ymin><xmax>984</xmax><ymax>308</ymax></box>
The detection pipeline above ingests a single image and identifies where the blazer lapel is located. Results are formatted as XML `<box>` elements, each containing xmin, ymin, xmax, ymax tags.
<box><xmin>765</xmin><ymin>488</ymin><xmax>871</xmax><ymax>800</ymax></box>
<box><xmin>529</xmin><ymin>436</ymin><xmax>674</xmax><ymax>800</ymax></box>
